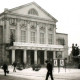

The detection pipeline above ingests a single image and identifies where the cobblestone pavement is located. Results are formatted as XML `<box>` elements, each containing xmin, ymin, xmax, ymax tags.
<box><xmin>0</xmin><ymin>66</ymin><xmax>80</xmax><ymax>80</ymax></box>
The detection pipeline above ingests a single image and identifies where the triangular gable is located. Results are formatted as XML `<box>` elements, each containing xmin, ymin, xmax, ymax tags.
<box><xmin>8</xmin><ymin>2</ymin><xmax>58</xmax><ymax>22</ymax></box>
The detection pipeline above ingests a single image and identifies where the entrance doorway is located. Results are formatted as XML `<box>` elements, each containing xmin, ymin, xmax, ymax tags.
<box><xmin>27</xmin><ymin>50</ymin><xmax>34</xmax><ymax>65</ymax></box>
<box><xmin>47</xmin><ymin>51</ymin><xmax>53</xmax><ymax>62</ymax></box>
<box><xmin>15</xmin><ymin>50</ymin><xmax>23</xmax><ymax>64</ymax></box>
<box><xmin>37</xmin><ymin>50</ymin><xmax>44</xmax><ymax>65</ymax></box>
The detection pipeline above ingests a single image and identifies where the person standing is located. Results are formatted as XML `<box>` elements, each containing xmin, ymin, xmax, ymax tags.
<box><xmin>12</xmin><ymin>61</ymin><xmax>17</xmax><ymax>72</ymax></box>
<box><xmin>2</xmin><ymin>63</ymin><xmax>8</xmax><ymax>76</ymax></box>
<box><xmin>45</xmin><ymin>60</ymin><xmax>54</xmax><ymax>80</ymax></box>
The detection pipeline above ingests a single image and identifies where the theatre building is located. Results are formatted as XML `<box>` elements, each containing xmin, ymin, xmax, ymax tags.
<box><xmin>0</xmin><ymin>2</ymin><xmax>68</xmax><ymax>65</ymax></box>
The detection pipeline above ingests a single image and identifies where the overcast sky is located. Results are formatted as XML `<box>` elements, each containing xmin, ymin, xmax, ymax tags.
<box><xmin>0</xmin><ymin>0</ymin><xmax>80</xmax><ymax>53</ymax></box>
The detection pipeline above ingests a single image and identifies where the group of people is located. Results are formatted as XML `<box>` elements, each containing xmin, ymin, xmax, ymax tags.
<box><xmin>2</xmin><ymin>60</ymin><xmax>54</xmax><ymax>80</ymax></box>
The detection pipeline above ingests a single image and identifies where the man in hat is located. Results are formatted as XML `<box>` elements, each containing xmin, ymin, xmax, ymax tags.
<box><xmin>45</xmin><ymin>60</ymin><xmax>54</xmax><ymax>80</ymax></box>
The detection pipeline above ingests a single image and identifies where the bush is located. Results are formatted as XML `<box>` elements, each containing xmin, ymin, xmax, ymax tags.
<box><xmin>16</xmin><ymin>63</ymin><xmax>24</xmax><ymax>70</ymax></box>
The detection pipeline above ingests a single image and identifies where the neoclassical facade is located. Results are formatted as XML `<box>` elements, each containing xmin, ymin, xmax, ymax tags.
<box><xmin>0</xmin><ymin>2</ymin><xmax>68</xmax><ymax>65</ymax></box>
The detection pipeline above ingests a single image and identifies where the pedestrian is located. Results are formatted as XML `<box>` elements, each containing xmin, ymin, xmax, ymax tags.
<box><xmin>2</xmin><ymin>63</ymin><xmax>8</xmax><ymax>76</ymax></box>
<box><xmin>12</xmin><ymin>61</ymin><xmax>17</xmax><ymax>72</ymax></box>
<box><xmin>22</xmin><ymin>62</ymin><xmax>25</xmax><ymax>69</ymax></box>
<box><xmin>45</xmin><ymin>60</ymin><xmax>54</xmax><ymax>80</ymax></box>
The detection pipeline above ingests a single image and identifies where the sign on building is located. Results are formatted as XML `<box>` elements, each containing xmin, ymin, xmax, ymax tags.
<box><xmin>53</xmin><ymin>59</ymin><xmax>65</xmax><ymax>67</ymax></box>
<box><xmin>60</xmin><ymin>59</ymin><xmax>64</xmax><ymax>66</ymax></box>
<box><xmin>54</xmin><ymin>59</ymin><xmax>57</xmax><ymax>66</ymax></box>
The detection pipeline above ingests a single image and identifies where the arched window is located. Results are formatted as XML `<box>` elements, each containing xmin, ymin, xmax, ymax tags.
<box><xmin>28</xmin><ymin>8</ymin><xmax>38</xmax><ymax>16</ymax></box>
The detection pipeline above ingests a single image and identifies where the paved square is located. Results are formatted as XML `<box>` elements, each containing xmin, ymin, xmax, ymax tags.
<box><xmin>0</xmin><ymin>66</ymin><xmax>80</xmax><ymax>80</ymax></box>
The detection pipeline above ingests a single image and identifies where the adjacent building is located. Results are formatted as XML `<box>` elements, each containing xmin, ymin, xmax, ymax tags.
<box><xmin>0</xmin><ymin>2</ymin><xmax>68</xmax><ymax>66</ymax></box>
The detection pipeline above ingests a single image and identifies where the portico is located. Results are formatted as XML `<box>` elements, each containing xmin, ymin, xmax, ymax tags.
<box><xmin>9</xmin><ymin>42</ymin><xmax>64</xmax><ymax>65</ymax></box>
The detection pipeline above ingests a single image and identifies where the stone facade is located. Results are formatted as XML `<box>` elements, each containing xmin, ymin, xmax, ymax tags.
<box><xmin>0</xmin><ymin>2</ymin><xmax>68</xmax><ymax>65</ymax></box>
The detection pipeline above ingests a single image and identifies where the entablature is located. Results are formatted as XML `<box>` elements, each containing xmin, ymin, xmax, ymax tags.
<box><xmin>7</xmin><ymin>42</ymin><xmax>64</xmax><ymax>51</ymax></box>
<box><xmin>6</xmin><ymin>13</ymin><xmax>56</xmax><ymax>25</ymax></box>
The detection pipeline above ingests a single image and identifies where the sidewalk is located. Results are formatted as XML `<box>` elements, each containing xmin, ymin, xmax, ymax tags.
<box><xmin>0</xmin><ymin>66</ymin><xmax>80</xmax><ymax>80</ymax></box>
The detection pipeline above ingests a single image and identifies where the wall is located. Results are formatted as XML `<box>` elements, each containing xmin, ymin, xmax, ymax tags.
<box><xmin>56</xmin><ymin>33</ymin><xmax>68</xmax><ymax>59</ymax></box>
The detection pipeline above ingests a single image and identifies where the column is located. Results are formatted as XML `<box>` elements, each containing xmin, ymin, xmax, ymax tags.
<box><xmin>46</xmin><ymin>26</ymin><xmax>48</xmax><ymax>44</ymax></box>
<box><xmin>44</xmin><ymin>50</ymin><xmax>47</xmax><ymax>63</ymax></box>
<box><xmin>53</xmin><ymin>24</ymin><xmax>56</xmax><ymax>44</ymax></box>
<box><xmin>26</xmin><ymin>28</ymin><xmax>28</xmax><ymax>43</ymax></box>
<box><xmin>12</xmin><ymin>49</ymin><xmax>15</xmax><ymax>64</ymax></box>
<box><xmin>37</xmin><ymin>23</ymin><xmax>39</xmax><ymax>43</ymax></box>
<box><xmin>53</xmin><ymin>51</ymin><xmax>56</xmax><ymax>59</ymax></box>
<box><xmin>27</xmin><ymin>22</ymin><xmax>30</xmax><ymax>43</ymax></box>
<box><xmin>16</xmin><ymin>19</ymin><xmax>20</xmax><ymax>42</ymax></box>
<box><xmin>62</xmin><ymin>51</ymin><xmax>64</xmax><ymax>59</ymax></box>
<box><xmin>6</xmin><ymin>19</ymin><xmax>10</xmax><ymax>43</ymax></box>
<box><xmin>23</xmin><ymin>49</ymin><xmax>27</xmax><ymax>64</ymax></box>
<box><xmin>34</xmin><ymin>50</ymin><xmax>37</xmax><ymax>64</ymax></box>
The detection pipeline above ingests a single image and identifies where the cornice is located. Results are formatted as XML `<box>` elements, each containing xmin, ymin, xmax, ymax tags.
<box><xmin>56</xmin><ymin>32</ymin><xmax>68</xmax><ymax>35</ymax></box>
<box><xmin>6</xmin><ymin>13</ymin><xmax>56</xmax><ymax>25</ymax></box>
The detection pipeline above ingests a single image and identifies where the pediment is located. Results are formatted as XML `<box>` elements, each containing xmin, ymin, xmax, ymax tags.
<box><xmin>8</xmin><ymin>2</ymin><xmax>57</xmax><ymax>22</ymax></box>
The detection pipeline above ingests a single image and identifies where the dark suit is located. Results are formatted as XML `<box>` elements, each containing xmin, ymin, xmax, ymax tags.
<box><xmin>46</xmin><ymin>62</ymin><xmax>54</xmax><ymax>80</ymax></box>
<box><xmin>3</xmin><ymin>64</ymin><xmax>8</xmax><ymax>76</ymax></box>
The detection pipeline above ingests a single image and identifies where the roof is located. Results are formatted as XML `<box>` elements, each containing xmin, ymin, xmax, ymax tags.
<box><xmin>7</xmin><ymin>2</ymin><xmax>58</xmax><ymax>22</ymax></box>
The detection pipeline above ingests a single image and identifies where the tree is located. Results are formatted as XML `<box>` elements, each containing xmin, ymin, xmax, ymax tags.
<box><xmin>72</xmin><ymin>44</ymin><xmax>75</xmax><ymax>56</ymax></box>
<box><xmin>75</xmin><ymin>46</ymin><xmax>79</xmax><ymax>56</ymax></box>
<box><xmin>72</xmin><ymin>44</ymin><xmax>79</xmax><ymax>56</ymax></box>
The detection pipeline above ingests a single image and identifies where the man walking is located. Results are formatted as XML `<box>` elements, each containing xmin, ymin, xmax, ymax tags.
<box><xmin>13</xmin><ymin>61</ymin><xmax>17</xmax><ymax>72</ymax></box>
<box><xmin>45</xmin><ymin>60</ymin><xmax>54</xmax><ymax>80</ymax></box>
<box><xmin>2</xmin><ymin>63</ymin><xmax>8</xmax><ymax>76</ymax></box>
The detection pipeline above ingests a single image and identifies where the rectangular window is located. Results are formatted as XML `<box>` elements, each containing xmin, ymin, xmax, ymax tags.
<box><xmin>48</xmin><ymin>34</ymin><xmax>53</xmax><ymax>44</ymax></box>
<box><xmin>40</xmin><ymin>33</ymin><xmax>44</xmax><ymax>44</ymax></box>
<box><xmin>57</xmin><ymin>39</ymin><xmax>65</xmax><ymax>45</ymax></box>
<box><xmin>10</xmin><ymin>29</ymin><xmax>15</xmax><ymax>40</ymax></box>
<box><xmin>21</xmin><ymin>30</ymin><xmax>26</xmax><ymax>42</ymax></box>
<box><xmin>10</xmin><ymin>29</ymin><xmax>15</xmax><ymax>45</ymax></box>
<box><xmin>31</xmin><ymin>32</ymin><xmax>35</xmax><ymax>43</ymax></box>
